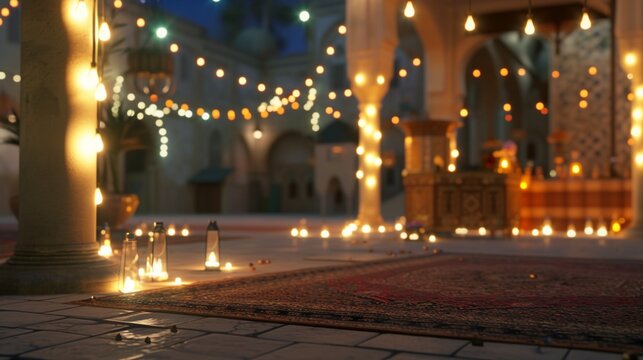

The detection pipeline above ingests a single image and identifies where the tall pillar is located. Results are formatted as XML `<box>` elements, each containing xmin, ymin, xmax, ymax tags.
<box><xmin>616</xmin><ymin>0</ymin><xmax>643</xmax><ymax>238</ymax></box>
<box><xmin>0</xmin><ymin>0</ymin><xmax>117</xmax><ymax>294</ymax></box>
<box><xmin>346</xmin><ymin>0</ymin><xmax>398</xmax><ymax>226</ymax></box>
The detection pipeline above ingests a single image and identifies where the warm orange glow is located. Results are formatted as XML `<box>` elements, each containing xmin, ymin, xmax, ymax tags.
<box><xmin>136</xmin><ymin>18</ymin><xmax>146</xmax><ymax>27</ymax></box>
<box><xmin>551</xmin><ymin>70</ymin><xmax>560</xmax><ymax>79</ymax></box>
<box><xmin>570</xmin><ymin>162</ymin><xmax>583</xmax><ymax>176</ymax></box>
<box><xmin>212</xmin><ymin>109</ymin><xmax>220</xmax><ymax>120</ymax></box>
<box><xmin>196</xmin><ymin>57</ymin><xmax>206</xmax><ymax>67</ymax></box>
<box><xmin>216</xmin><ymin>69</ymin><xmax>224</xmax><ymax>78</ymax></box>
<box><xmin>165</xmin><ymin>99</ymin><xmax>174</xmax><ymax>108</ymax></box>
<box><xmin>412</xmin><ymin>58</ymin><xmax>421</xmax><ymax>67</ymax></box>
<box><xmin>579</xmin><ymin>89</ymin><xmax>589</xmax><ymax>98</ymax></box>
<box><xmin>504</xmin><ymin>114</ymin><xmax>513</xmax><ymax>122</ymax></box>
<box><xmin>520</xmin><ymin>180</ymin><xmax>529</xmax><ymax>190</ymax></box>
<box><xmin>227</xmin><ymin>110</ymin><xmax>235</xmax><ymax>121</ymax></box>
<box><xmin>398</xmin><ymin>69</ymin><xmax>408</xmax><ymax>78</ymax></box>
<box><xmin>391</xmin><ymin>116</ymin><xmax>400</xmax><ymax>125</ymax></box>
<box><xmin>472</xmin><ymin>69</ymin><xmax>481</xmax><ymax>78</ymax></box>
<box><xmin>338</xmin><ymin>25</ymin><xmax>347</xmax><ymax>35</ymax></box>
<box><xmin>535</xmin><ymin>102</ymin><xmax>545</xmax><ymax>110</ymax></box>
<box><xmin>459</xmin><ymin>108</ymin><xmax>469</xmax><ymax>118</ymax></box>
<box><xmin>517</xmin><ymin>68</ymin><xmax>526</xmax><ymax>76</ymax></box>
<box><xmin>503</xmin><ymin>103</ymin><xmax>512</xmax><ymax>112</ymax></box>
<box><xmin>579</xmin><ymin>100</ymin><xmax>588</xmax><ymax>109</ymax></box>
<box><xmin>499</xmin><ymin>68</ymin><xmax>509</xmax><ymax>77</ymax></box>
<box><xmin>588</xmin><ymin>66</ymin><xmax>598</xmax><ymax>76</ymax></box>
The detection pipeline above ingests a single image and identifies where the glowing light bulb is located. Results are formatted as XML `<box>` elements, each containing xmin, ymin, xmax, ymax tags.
<box><xmin>73</xmin><ymin>0</ymin><xmax>88</xmax><ymax>19</ymax></box>
<box><xmin>253</xmin><ymin>129</ymin><xmax>263</xmax><ymax>140</ymax></box>
<box><xmin>94</xmin><ymin>132</ymin><xmax>104</xmax><ymax>153</ymax></box>
<box><xmin>524</xmin><ymin>17</ymin><xmax>535</xmax><ymax>35</ymax></box>
<box><xmin>95</xmin><ymin>83</ymin><xmax>107</xmax><ymax>101</ymax></box>
<box><xmin>624</xmin><ymin>52</ymin><xmax>637</xmax><ymax>67</ymax></box>
<box><xmin>98</xmin><ymin>22</ymin><xmax>111</xmax><ymax>42</ymax></box>
<box><xmin>155</xmin><ymin>26</ymin><xmax>168</xmax><ymax>39</ymax></box>
<box><xmin>580</xmin><ymin>10</ymin><xmax>591</xmax><ymax>30</ymax></box>
<box><xmin>403</xmin><ymin>1</ymin><xmax>415</xmax><ymax>18</ymax></box>
<box><xmin>567</xmin><ymin>225</ymin><xmax>576</xmax><ymax>238</ymax></box>
<box><xmin>320</xmin><ymin>229</ymin><xmax>330</xmax><ymax>238</ymax></box>
<box><xmin>95</xmin><ymin>188</ymin><xmax>103</xmax><ymax>206</ymax></box>
<box><xmin>298</xmin><ymin>10</ymin><xmax>310</xmax><ymax>22</ymax></box>
<box><xmin>84</xmin><ymin>67</ymin><xmax>99</xmax><ymax>89</ymax></box>
<box><xmin>464</xmin><ymin>14</ymin><xmax>476</xmax><ymax>32</ymax></box>
<box><xmin>290</xmin><ymin>228</ymin><xmax>299</xmax><ymax>237</ymax></box>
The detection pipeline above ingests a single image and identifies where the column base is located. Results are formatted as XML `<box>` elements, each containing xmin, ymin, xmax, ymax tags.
<box><xmin>0</xmin><ymin>249</ymin><xmax>118</xmax><ymax>295</ymax></box>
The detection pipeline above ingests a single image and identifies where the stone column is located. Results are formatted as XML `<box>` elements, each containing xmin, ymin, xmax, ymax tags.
<box><xmin>616</xmin><ymin>0</ymin><xmax>643</xmax><ymax>238</ymax></box>
<box><xmin>346</xmin><ymin>0</ymin><xmax>398</xmax><ymax>227</ymax></box>
<box><xmin>0</xmin><ymin>0</ymin><xmax>117</xmax><ymax>294</ymax></box>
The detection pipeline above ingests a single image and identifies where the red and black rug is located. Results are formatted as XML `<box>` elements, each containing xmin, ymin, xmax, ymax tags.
<box><xmin>84</xmin><ymin>253</ymin><xmax>643</xmax><ymax>353</ymax></box>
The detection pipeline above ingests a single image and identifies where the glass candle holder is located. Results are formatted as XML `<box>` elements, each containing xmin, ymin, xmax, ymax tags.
<box><xmin>146</xmin><ymin>222</ymin><xmax>168</xmax><ymax>281</ymax></box>
<box><xmin>97</xmin><ymin>222</ymin><xmax>113</xmax><ymax>258</ymax></box>
<box><xmin>119</xmin><ymin>233</ymin><xmax>140</xmax><ymax>293</ymax></box>
<box><xmin>204</xmin><ymin>221</ymin><xmax>220</xmax><ymax>270</ymax></box>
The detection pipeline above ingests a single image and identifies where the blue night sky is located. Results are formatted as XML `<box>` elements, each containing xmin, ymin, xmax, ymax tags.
<box><xmin>145</xmin><ymin>0</ymin><xmax>309</xmax><ymax>55</ymax></box>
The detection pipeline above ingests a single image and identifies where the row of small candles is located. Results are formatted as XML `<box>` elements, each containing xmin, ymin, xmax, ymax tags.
<box><xmin>98</xmin><ymin>221</ymin><xmax>229</xmax><ymax>293</ymax></box>
<box><xmin>454</xmin><ymin>218</ymin><xmax>622</xmax><ymax>238</ymax></box>
<box><xmin>289</xmin><ymin>218</ymin><xmax>439</xmax><ymax>243</ymax></box>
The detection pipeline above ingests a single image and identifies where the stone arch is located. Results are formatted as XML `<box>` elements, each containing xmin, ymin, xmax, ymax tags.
<box><xmin>326</xmin><ymin>177</ymin><xmax>347</xmax><ymax>214</ymax></box>
<box><xmin>267</xmin><ymin>131</ymin><xmax>315</xmax><ymax>213</ymax></box>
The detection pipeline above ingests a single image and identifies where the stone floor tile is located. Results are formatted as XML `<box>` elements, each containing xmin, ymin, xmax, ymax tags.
<box><xmin>172</xmin><ymin>333</ymin><xmax>290</xmax><ymax>359</ymax></box>
<box><xmin>100</xmin><ymin>326</ymin><xmax>204</xmax><ymax>348</ymax></box>
<box><xmin>565</xmin><ymin>349</ymin><xmax>622</xmax><ymax>360</ymax></box>
<box><xmin>146</xmin><ymin>349</ymin><xmax>216</xmax><ymax>359</ymax></box>
<box><xmin>455</xmin><ymin>342</ymin><xmax>567</xmax><ymax>360</ymax></box>
<box><xmin>259</xmin><ymin>325</ymin><xmax>378</xmax><ymax>346</ymax></box>
<box><xmin>45</xmin><ymin>294</ymin><xmax>99</xmax><ymax>304</ymax></box>
<box><xmin>0</xmin><ymin>311</ymin><xmax>63</xmax><ymax>327</ymax></box>
<box><xmin>178</xmin><ymin>317</ymin><xmax>281</xmax><ymax>335</ymax></box>
<box><xmin>254</xmin><ymin>343</ymin><xmax>391</xmax><ymax>360</ymax></box>
<box><xmin>21</xmin><ymin>336</ymin><xmax>154</xmax><ymax>360</ymax></box>
<box><xmin>0</xmin><ymin>330</ymin><xmax>86</xmax><ymax>356</ymax></box>
<box><xmin>359</xmin><ymin>334</ymin><xmax>468</xmax><ymax>355</ymax></box>
<box><xmin>28</xmin><ymin>318</ymin><xmax>129</xmax><ymax>336</ymax></box>
<box><xmin>0</xmin><ymin>300</ymin><xmax>78</xmax><ymax>313</ymax></box>
<box><xmin>388</xmin><ymin>353</ymin><xmax>453</xmax><ymax>360</ymax></box>
<box><xmin>0</xmin><ymin>327</ymin><xmax>32</xmax><ymax>340</ymax></box>
<box><xmin>108</xmin><ymin>311</ymin><xmax>203</xmax><ymax>327</ymax></box>
<box><xmin>0</xmin><ymin>298</ymin><xmax>24</xmax><ymax>306</ymax></box>
<box><xmin>48</xmin><ymin>306</ymin><xmax>133</xmax><ymax>319</ymax></box>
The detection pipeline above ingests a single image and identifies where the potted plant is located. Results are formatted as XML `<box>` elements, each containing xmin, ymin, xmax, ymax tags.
<box><xmin>97</xmin><ymin>104</ymin><xmax>144</xmax><ymax>229</ymax></box>
<box><xmin>0</xmin><ymin>109</ymin><xmax>19</xmax><ymax>218</ymax></box>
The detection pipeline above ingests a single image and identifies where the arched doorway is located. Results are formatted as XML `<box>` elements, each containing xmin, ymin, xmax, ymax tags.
<box><xmin>268</xmin><ymin>132</ymin><xmax>315</xmax><ymax>213</ymax></box>
<box><xmin>326</xmin><ymin>177</ymin><xmax>346</xmax><ymax>214</ymax></box>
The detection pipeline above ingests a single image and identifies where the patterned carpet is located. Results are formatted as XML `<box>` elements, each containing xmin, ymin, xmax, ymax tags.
<box><xmin>85</xmin><ymin>253</ymin><xmax>643</xmax><ymax>353</ymax></box>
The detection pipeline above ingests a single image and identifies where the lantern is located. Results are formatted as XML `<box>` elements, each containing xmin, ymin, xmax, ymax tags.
<box><xmin>119</xmin><ymin>233</ymin><xmax>140</xmax><ymax>293</ymax></box>
<box><xmin>204</xmin><ymin>221</ymin><xmax>221</xmax><ymax>270</ymax></box>
<box><xmin>146</xmin><ymin>222</ymin><xmax>168</xmax><ymax>281</ymax></box>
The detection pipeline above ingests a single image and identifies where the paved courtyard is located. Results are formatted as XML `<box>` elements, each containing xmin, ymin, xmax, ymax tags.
<box><xmin>0</xmin><ymin>215</ymin><xmax>640</xmax><ymax>359</ymax></box>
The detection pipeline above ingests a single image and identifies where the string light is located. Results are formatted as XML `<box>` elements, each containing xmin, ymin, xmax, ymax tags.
<box><xmin>464</xmin><ymin>0</ymin><xmax>475</xmax><ymax>32</ymax></box>
<box><xmin>98</xmin><ymin>21</ymin><xmax>111</xmax><ymax>42</ymax></box>
<box><xmin>580</xmin><ymin>0</ymin><xmax>591</xmax><ymax>30</ymax></box>
<box><xmin>403</xmin><ymin>1</ymin><xmax>415</xmax><ymax>18</ymax></box>
<box><xmin>73</xmin><ymin>0</ymin><xmax>88</xmax><ymax>20</ymax></box>
<box><xmin>524</xmin><ymin>0</ymin><xmax>535</xmax><ymax>35</ymax></box>
<box><xmin>338</xmin><ymin>24</ymin><xmax>347</xmax><ymax>35</ymax></box>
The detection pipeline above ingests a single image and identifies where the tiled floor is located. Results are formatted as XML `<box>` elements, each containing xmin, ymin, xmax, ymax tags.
<box><xmin>0</xmin><ymin>215</ymin><xmax>639</xmax><ymax>359</ymax></box>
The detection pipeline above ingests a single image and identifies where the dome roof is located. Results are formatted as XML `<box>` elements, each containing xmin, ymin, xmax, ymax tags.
<box><xmin>318</xmin><ymin>121</ymin><xmax>358</xmax><ymax>144</ymax></box>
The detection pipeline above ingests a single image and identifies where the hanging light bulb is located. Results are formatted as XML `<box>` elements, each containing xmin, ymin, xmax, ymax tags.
<box><xmin>94</xmin><ymin>132</ymin><xmax>104</xmax><ymax>153</ymax></box>
<box><xmin>95</xmin><ymin>82</ymin><xmax>107</xmax><ymax>101</ymax></box>
<box><xmin>464</xmin><ymin>0</ymin><xmax>475</xmax><ymax>32</ymax></box>
<box><xmin>580</xmin><ymin>1</ymin><xmax>591</xmax><ymax>30</ymax></box>
<box><xmin>524</xmin><ymin>0</ymin><xmax>535</xmax><ymax>35</ymax></box>
<box><xmin>404</xmin><ymin>1</ymin><xmax>415</xmax><ymax>18</ymax></box>
<box><xmin>465</xmin><ymin>14</ymin><xmax>476</xmax><ymax>32</ymax></box>
<box><xmin>98</xmin><ymin>21</ymin><xmax>111</xmax><ymax>41</ymax></box>
<box><xmin>84</xmin><ymin>66</ymin><xmax>99</xmax><ymax>89</ymax></box>
<box><xmin>95</xmin><ymin>188</ymin><xmax>104</xmax><ymax>206</ymax></box>
<box><xmin>524</xmin><ymin>16</ymin><xmax>535</xmax><ymax>35</ymax></box>
<box><xmin>73</xmin><ymin>0</ymin><xmax>88</xmax><ymax>19</ymax></box>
